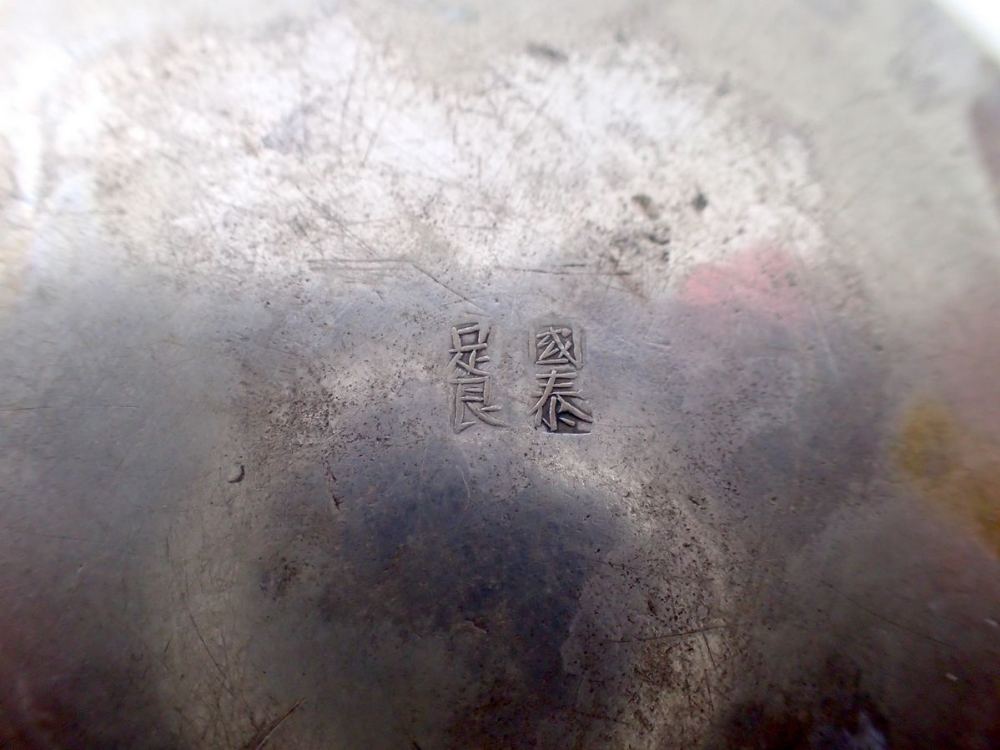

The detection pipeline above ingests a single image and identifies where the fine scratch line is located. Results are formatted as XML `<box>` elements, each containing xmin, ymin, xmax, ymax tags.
<box><xmin>605</xmin><ymin>623</ymin><xmax>731</xmax><ymax>644</ymax></box>
<box><xmin>820</xmin><ymin>580</ymin><xmax>955</xmax><ymax>649</ymax></box>
<box><xmin>410</xmin><ymin>262</ymin><xmax>483</xmax><ymax>310</ymax></box>
<box><xmin>246</xmin><ymin>698</ymin><xmax>306</xmax><ymax>750</ymax></box>
<box><xmin>361</xmin><ymin>78</ymin><xmax>402</xmax><ymax>167</ymax></box>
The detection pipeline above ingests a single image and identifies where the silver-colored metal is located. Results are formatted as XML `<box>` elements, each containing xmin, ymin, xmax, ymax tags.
<box><xmin>1</xmin><ymin>1</ymin><xmax>999</xmax><ymax>749</ymax></box>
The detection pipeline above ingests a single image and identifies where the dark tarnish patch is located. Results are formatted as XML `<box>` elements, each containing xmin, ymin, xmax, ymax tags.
<box><xmin>662</xmin><ymin>245</ymin><xmax>925</xmax><ymax>749</ymax></box>
<box><xmin>971</xmin><ymin>82</ymin><xmax>1000</xmax><ymax>219</ymax></box>
<box><xmin>711</xmin><ymin>657</ymin><xmax>890</xmax><ymax>750</ymax></box>
<box><xmin>673</xmin><ymin>243</ymin><xmax>884</xmax><ymax>547</ymax></box>
<box><xmin>631</xmin><ymin>194</ymin><xmax>662</xmax><ymax>220</ymax></box>
<box><xmin>248</xmin><ymin>429</ymin><xmax>628</xmax><ymax>750</ymax></box>
<box><xmin>0</xmin><ymin>276</ymin><xmax>228</xmax><ymax>750</ymax></box>
<box><xmin>0</xmin><ymin>600</ymin><xmax>185</xmax><ymax>750</ymax></box>
<box><xmin>526</xmin><ymin>42</ymin><xmax>568</xmax><ymax>64</ymax></box>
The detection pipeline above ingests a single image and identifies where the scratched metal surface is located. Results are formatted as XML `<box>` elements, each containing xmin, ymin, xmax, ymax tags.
<box><xmin>1</xmin><ymin>0</ymin><xmax>999</xmax><ymax>748</ymax></box>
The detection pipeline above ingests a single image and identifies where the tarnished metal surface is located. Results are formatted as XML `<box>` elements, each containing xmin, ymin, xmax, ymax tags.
<box><xmin>1</xmin><ymin>0</ymin><xmax>999</xmax><ymax>748</ymax></box>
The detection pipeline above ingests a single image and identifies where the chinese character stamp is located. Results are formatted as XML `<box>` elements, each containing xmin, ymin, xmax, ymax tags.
<box><xmin>530</xmin><ymin>325</ymin><xmax>592</xmax><ymax>433</ymax></box>
<box><xmin>449</xmin><ymin>322</ymin><xmax>502</xmax><ymax>432</ymax></box>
